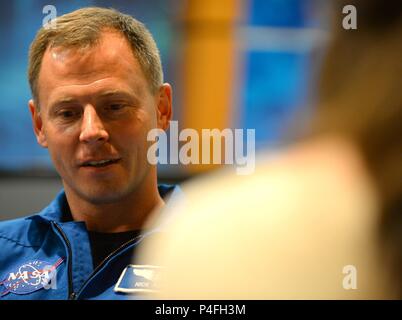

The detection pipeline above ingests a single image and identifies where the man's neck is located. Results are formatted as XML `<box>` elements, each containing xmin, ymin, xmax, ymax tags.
<box><xmin>63</xmin><ymin>175</ymin><xmax>164</xmax><ymax>233</ymax></box>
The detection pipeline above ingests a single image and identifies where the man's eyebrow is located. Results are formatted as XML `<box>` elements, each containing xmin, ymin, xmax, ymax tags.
<box><xmin>49</xmin><ymin>91</ymin><xmax>139</xmax><ymax>111</ymax></box>
<box><xmin>98</xmin><ymin>90</ymin><xmax>141</xmax><ymax>105</ymax></box>
<box><xmin>49</xmin><ymin>97</ymin><xmax>79</xmax><ymax>109</ymax></box>
<box><xmin>98</xmin><ymin>90</ymin><xmax>134</xmax><ymax>98</ymax></box>
<box><xmin>57</xmin><ymin>97</ymin><xmax>78</xmax><ymax>103</ymax></box>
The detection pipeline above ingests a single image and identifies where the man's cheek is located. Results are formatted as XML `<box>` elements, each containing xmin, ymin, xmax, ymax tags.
<box><xmin>47</xmin><ymin>148</ymin><xmax>70</xmax><ymax>175</ymax></box>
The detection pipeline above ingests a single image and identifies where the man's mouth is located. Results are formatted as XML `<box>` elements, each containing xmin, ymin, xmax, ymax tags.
<box><xmin>81</xmin><ymin>158</ymin><xmax>121</xmax><ymax>168</ymax></box>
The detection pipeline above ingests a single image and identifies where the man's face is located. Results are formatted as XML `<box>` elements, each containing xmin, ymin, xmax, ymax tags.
<box><xmin>29</xmin><ymin>31</ymin><xmax>171</xmax><ymax>204</ymax></box>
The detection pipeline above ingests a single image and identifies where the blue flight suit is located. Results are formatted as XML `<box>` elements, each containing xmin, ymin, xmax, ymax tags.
<box><xmin>0</xmin><ymin>185</ymin><xmax>181</xmax><ymax>299</ymax></box>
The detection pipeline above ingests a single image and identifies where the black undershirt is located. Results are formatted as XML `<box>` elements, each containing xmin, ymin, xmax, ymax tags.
<box><xmin>88</xmin><ymin>230</ymin><xmax>141</xmax><ymax>269</ymax></box>
<box><xmin>61</xmin><ymin>201</ymin><xmax>141</xmax><ymax>269</ymax></box>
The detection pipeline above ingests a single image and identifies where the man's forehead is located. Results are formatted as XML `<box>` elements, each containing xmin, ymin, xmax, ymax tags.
<box><xmin>42</xmin><ymin>31</ymin><xmax>136</xmax><ymax>75</ymax></box>
<box><xmin>37</xmin><ymin>31</ymin><xmax>147</xmax><ymax>105</ymax></box>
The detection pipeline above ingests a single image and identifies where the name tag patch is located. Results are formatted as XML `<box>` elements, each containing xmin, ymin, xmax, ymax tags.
<box><xmin>114</xmin><ymin>265</ymin><xmax>161</xmax><ymax>294</ymax></box>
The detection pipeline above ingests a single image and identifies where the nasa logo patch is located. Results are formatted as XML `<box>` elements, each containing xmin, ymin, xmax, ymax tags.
<box><xmin>0</xmin><ymin>258</ymin><xmax>64</xmax><ymax>296</ymax></box>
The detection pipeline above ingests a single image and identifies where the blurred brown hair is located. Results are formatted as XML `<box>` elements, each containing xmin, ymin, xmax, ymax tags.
<box><xmin>311</xmin><ymin>0</ymin><xmax>402</xmax><ymax>292</ymax></box>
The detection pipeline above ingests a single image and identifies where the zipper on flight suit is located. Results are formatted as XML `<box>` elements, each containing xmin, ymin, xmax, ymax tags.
<box><xmin>72</xmin><ymin>234</ymin><xmax>144</xmax><ymax>300</ymax></box>
<box><xmin>51</xmin><ymin>220</ymin><xmax>147</xmax><ymax>300</ymax></box>
<box><xmin>51</xmin><ymin>221</ymin><xmax>75</xmax><ymax>299</ymax></box>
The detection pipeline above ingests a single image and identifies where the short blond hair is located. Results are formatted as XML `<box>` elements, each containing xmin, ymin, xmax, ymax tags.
<box><xmin>28</xmin><ymin>7</ymin><xmax>163</xmax><ymax>105</ymax></box>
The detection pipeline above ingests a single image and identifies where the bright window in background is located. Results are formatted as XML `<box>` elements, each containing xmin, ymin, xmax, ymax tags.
<box><xmin>239</xmin><ymin>0</ymin><xmax>327</xmax><ymax>149</ymax></box>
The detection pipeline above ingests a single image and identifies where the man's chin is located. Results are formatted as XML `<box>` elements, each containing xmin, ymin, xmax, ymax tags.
<box><xmin>74</xmin><ymin>185</ymin><xmax>131</xmax><ymax>205</ymax></box>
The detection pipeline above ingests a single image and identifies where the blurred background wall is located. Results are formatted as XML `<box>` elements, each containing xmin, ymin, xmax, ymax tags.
<box><xmin>0</xmin><ymin>0</ymin><xmax>329</xmax><ymax>220</ymax></box>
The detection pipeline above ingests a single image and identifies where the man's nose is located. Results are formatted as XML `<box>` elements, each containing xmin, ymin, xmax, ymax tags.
<box><xmin>79</xmin><ymin>105</ymin><xmax>109</xmax><ymax>144</ymax></box>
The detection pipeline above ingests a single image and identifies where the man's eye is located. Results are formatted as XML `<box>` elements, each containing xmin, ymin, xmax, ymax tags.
<box><xmin>109</xmin><ymin>104</ymin><xmax>125</xmax><ymax>111</ymax></box>
<box><xmin>58</xmin><ymin>110</ymin><xmax>77</xmax><ymax>118</ymax></box>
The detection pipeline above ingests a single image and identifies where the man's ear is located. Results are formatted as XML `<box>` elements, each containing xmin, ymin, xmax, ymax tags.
<box><xmin>156</xmin><ymin>83</ymin><xmax>173</xmax><ymax>131</ymax></box>
<box><xmin>28</xmin><ymin>99</ymin><xmax>48</xmax><ymax>148</ymax></box>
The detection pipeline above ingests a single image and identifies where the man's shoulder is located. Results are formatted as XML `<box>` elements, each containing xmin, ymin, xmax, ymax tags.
<box><xmin>0</xmin><ymin>215</ymin><xmax>40</xmax><ymax>247</ymax></box>
<box><xmin>158</xmin><ymin>184</ymin><xmax>183</xmax><ymax>202</ymax></box>
<box><xmin>0</xmin><ymin>216</ymin><xmax>31</xmax><ymax>230</ymax></box>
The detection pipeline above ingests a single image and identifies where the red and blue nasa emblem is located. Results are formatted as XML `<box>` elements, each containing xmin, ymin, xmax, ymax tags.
<box><xmin>0</xmin><ymin>258</ymin><xmax>64</xmax><ymax>296</ymax></box>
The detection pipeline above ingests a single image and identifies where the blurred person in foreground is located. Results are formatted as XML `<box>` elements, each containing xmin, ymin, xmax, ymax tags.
<box><xmin>0</xmin><ymin>7</ymin><xmax>178</xmax><ymax>300</ymax></box>
<box><xmin>137</xmin><ymin>0</ymin><xmax>402</xmax><ymax>299</ymax></box>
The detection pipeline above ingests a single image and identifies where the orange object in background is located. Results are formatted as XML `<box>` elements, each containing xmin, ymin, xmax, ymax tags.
<box><xmin>180</xmin><ymin>0</ymin><xmax>244</xmax><ymax>174</ymax></box>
